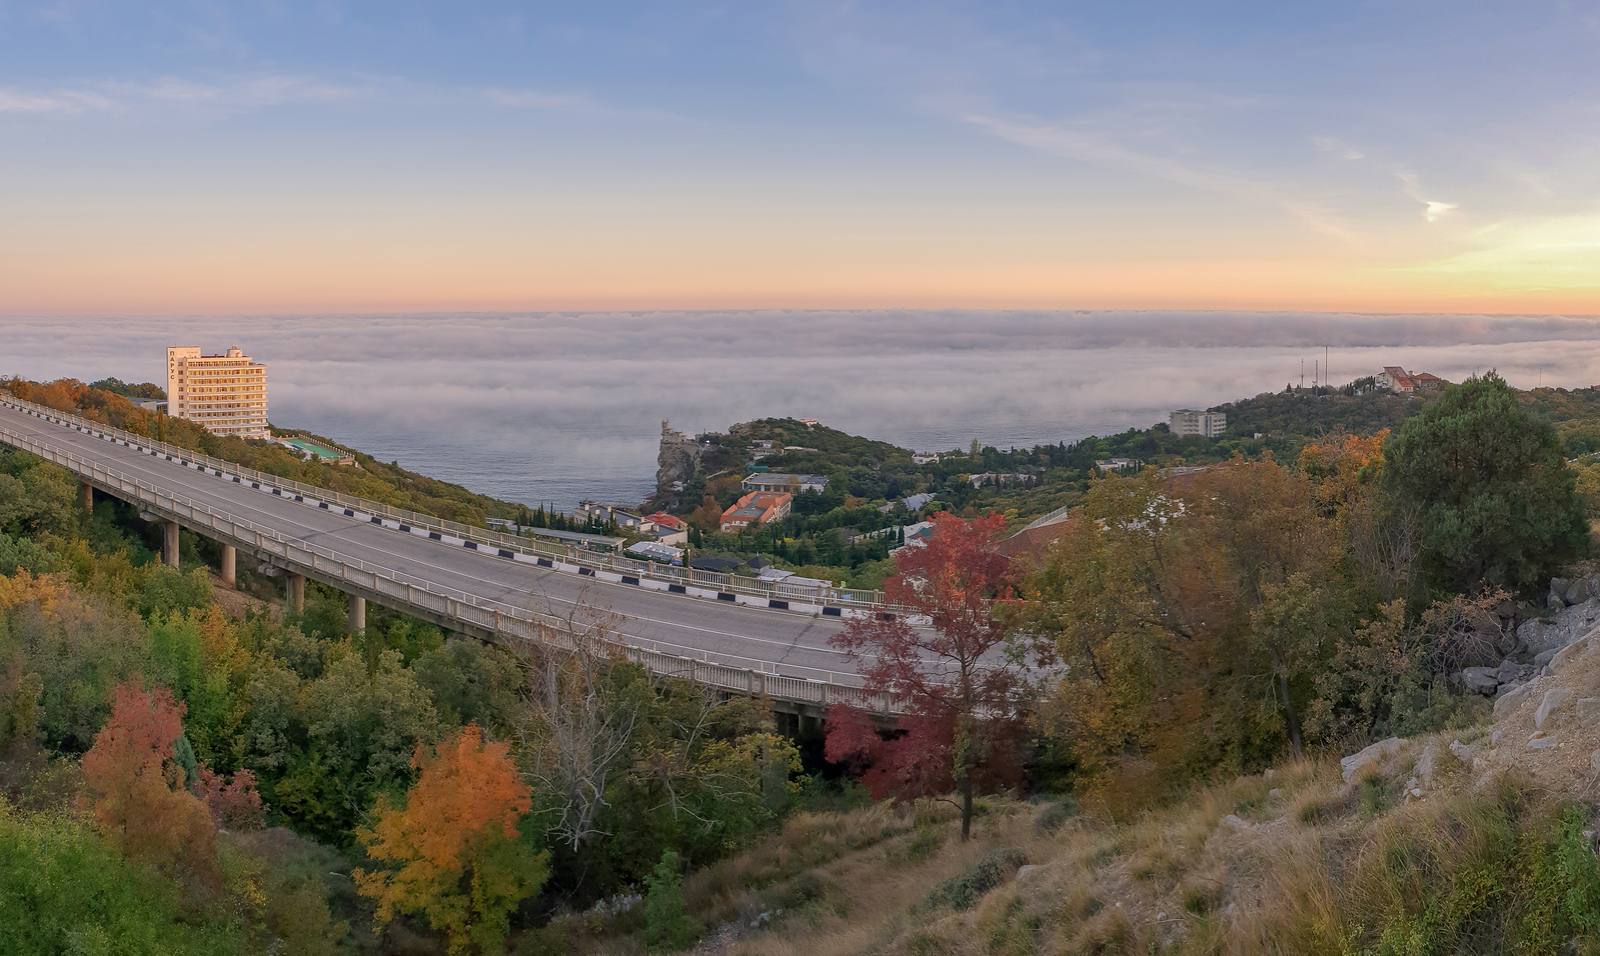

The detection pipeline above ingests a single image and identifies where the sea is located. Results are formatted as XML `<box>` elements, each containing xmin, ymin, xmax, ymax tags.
<box><xmin>6</xmin><ymin>310</ymin><xmax>1600</xmax><ymax>512</ymax></box>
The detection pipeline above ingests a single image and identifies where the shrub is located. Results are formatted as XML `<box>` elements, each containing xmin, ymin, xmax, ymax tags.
<box><xmin>1033</xmin><ymin>796</ymin><xmax>1078</xmax><ymax>834</ymax></box>
<box><xmin>924</xmin><ymin>847</ymin><xmax>1027</xmax><ymax>911</ymax></box>
<box><xmin>644</xmin><ymin>850</ymin><xmax>700</xmax><ymax>952</ymax></box>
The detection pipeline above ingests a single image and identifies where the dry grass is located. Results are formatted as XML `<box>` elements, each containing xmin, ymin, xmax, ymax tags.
<box><xmin>690</xmin><ymin>736</ymin><xmax>1571</xmax><ymax>956</ymax></box>
<box><xmin>533</xmin><ymin>641</ymin><xmax>1600</xmax><ymax>955</ymax></box>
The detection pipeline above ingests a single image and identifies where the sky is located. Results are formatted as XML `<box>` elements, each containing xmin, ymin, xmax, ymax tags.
<box><xmin>3</xmin><ymin>1</ymin><xmax>1600</xmax><ymax>315</ymax></box>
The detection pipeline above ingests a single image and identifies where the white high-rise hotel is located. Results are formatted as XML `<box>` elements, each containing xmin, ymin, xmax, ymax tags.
<box><xmin>166</xmin><ymin>345</ymin><xmax>269</xmax><ymax>439</ymax></box>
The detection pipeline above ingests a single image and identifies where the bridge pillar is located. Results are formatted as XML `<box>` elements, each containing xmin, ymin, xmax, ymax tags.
<box><xmin>78</xmin><ymin>480</ymin><xmax>93</xmax><ymax>513</ymax></box>
<box><xmin>348</xmin><ymin>594</ymin><xmax>366</xmax><ymax>633</ymax></box>
<box><xmin>286</xmin><ymin>573</ymin><xmax>305</xmax><ymax>614</ymax></box>
<box><xmin>162</xmin><ymin>520</ymin><xmax>180</xmax><ymax>569</ymax></box>
<box><xmin>219</xmin><ymin>545</ymin><xmax>236</xmax><ymax>588</ymax></box>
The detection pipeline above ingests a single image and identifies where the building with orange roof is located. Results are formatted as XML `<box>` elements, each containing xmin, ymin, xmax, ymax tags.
<box><xmin>719</xmin><ymin>491</ymin><xmax>792</xmax><ymax>533</ymax></box>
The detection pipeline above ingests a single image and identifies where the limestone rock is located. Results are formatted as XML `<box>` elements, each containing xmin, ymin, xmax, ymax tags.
<box><xmin>1577</xmin><ymin>698</ymin><xmax>1600</xmax><ymax>723</ymax></box>
<box><xmin>1528</xmin><ymin>732</ymin><xmax>1557</xmax><ymax>751</ymax></box>
<box><xmin>1592</xmin><ymin>749</ymin><xmax>1600</xmax><ymax>775</ymax></box>
<box><xmin>1450</xmin><ymin>739</ymin><xmax>1477</xmax><ymax>764</ymax></box>
<box><xmin>1550</xmin><ymin>634</ymin><xmax>1596</xmax><ymax>674</ymax></box>
<box><xmin>1416</xmin><ymin>745</ymin><xmax>1438</xmax><ymax>789</ymax></box>
<box><xmin>1495</xmin><ymin>659</ymin><xmax>1526</xmax><ymax>683</ymax></box>
<box><xmin>1341</xmin><ymin>737</ymin><xmax>1405</xmax><ymax>783</ymax></box>
<box><xmin>1221</xmin><ymin>814</ymin><xmax>1249</xmax><ymax>829</ymax></box>
<box><xmin>1496</xmin><ymin>680</ymin><xmax>1525</xmax><ymax>699</ymax></box>
<box><xmin>1494</xmin><ymin>681</ymin><xmax>1537</xmax><ymax>719</ymax></box>
<box><xmin>1568</xmin><ymin>578</ymin><xmax>1592</xmax><ymax>605</ymax></box>
<box><xmin>1534</xmin><ymin>647</ymin><xmax>1560</xmax><ymax>668</ymax></box>
<box><xmin>1518</xmin><ymin>602</ymin><xmax>1600</xmax><ymax>655</ymax></box>
<box><xmin>1460</xmin><ymin>667</ymin><xmax>1501</xmax><ymax>695</ymax></box>
<box><xmin>1535</xmin><ymin>688</ymin><xmax>1572</xmax><ymax>729</ymax></box>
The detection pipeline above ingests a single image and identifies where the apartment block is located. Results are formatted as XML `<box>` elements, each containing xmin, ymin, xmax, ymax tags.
<box><xmin>1170</xmin><ymin>409</ymin><xmax>1227</xmax><ymax>438</ymax></box>
<box><xmin>166</xmin><ymin>345</ymin><xmax>269</xmax><ymax>439</ymax></box>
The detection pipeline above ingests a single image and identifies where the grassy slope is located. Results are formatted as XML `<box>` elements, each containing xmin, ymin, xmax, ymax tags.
<box><xmin>541</xmin><ymin>636</ymin><xmax>1600</xmax><ymax>956</ymax></box>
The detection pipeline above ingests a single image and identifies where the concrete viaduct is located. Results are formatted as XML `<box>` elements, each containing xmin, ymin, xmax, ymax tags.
<box><xmin>0</xmin><ymin>395</ymin><xmax>903</xmax><ymax>718</ymax></box>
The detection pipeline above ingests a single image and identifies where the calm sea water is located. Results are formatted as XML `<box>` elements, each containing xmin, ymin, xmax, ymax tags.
<box><xmin>6</xmin><ymin>311</ymin><xmax>1600</xmax><ymax>511</ymax></box>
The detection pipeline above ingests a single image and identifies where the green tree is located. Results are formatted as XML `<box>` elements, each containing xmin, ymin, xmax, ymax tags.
<box><xmin>643</xmin><ymin>849</ymin><xmax>699</xmax><ymax>952</ymax></box>
<box><xmin>1384</xmin><ymin>372</ymin><xmax>1587</xmax><ymax>594</ymax></box>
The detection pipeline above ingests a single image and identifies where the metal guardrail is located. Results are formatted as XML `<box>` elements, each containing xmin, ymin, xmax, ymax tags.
<box><xmin>0</xmin><ymin>422</ymin><xmax>899</xmax><ymax>714</ymax></box>
<box><xmin>1020</xmin><ymin>504</ymin><xmax>1073</xmax><ymax>532</ymax></box>
<box><xmin>0</xmin><ymin>393</ymin><xmax>895</xmax><ymax>612</ymax></box>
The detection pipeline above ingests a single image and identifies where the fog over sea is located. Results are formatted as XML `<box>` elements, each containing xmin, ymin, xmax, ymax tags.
<box><xmin>6</xmin><ymin>311</ymin><xmax>1600</xmax><ymax>511</ymax></box>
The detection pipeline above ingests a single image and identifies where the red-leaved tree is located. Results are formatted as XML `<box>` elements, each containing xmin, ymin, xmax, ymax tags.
<box><xmin>826</xmin><ymin>511</ymin><xmax>1029</xmax><ymax>839</ymax></box>
<box><xmin>81</xmin><ymin>681</ymin><xmax>220</xmax><ymax>888</ymax></box>
<box><xmin>193</xmin><ymin>764</ymin><xmax>265</xmax><ymax>830</ymax></box>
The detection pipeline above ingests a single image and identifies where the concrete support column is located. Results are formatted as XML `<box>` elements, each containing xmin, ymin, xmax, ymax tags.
<box><xmin>78</xmin><ymin>480</ymin><xmax>93</xmax><ymax>513</ymax></box>
<box><xmin>219</xmin><ymin>545</ymin><xmax>236</xmax><ymax>588</ymax></box>
<box><xmin>286</xmin><ymin>573</ymin><xmax>305</xmax><ymax>614</ymax></box>
<box><xmin>348</xmin><ymin>593</ymin><xmax>366</xmax><ymax>633</ymax></box>
<box><xmin>162</xmin><ymin>520</ymin><xmax>180</xmax><ymax>569</ymax></box>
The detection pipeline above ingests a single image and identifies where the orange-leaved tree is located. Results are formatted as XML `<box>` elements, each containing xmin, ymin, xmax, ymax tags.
<box><xmin>355</xmin><ymin>723</ymin><xmax>547</xmax><ymax>955</ymax></box>
<box><xmin>81</xmin><ymin>680</ymin><xmax>219</xmax><ymax>888</ymax></box>
<box><xmin>826</xmin><ymin>511</ymin><xmax>1031</xmax><ymax>840</ymax></box>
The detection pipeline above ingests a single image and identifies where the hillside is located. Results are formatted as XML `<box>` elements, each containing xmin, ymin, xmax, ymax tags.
<box><xmin>532</xmin><ymin>627</ymin><xmax>1600</xmax><ymax>956</ymax></box>
<box><xmin>1</xmin><ymin>376</ymin><xmax>534</xmax><ymax>528</ymax></box>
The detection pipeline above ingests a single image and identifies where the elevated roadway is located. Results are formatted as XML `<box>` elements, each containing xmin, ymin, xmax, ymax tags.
<box><xmin>0</xmin><ymin>398</ymin><xmax>895</xmax><ymax>713</ymax></box>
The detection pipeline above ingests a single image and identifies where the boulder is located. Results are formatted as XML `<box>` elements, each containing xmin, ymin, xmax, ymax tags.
<box><xmin>1495</xmin><ymin>680</ymin><xmax>1538</xmax><ymax>719</ymax></box>
<box><xmin>1534</xmin><ymin>647</ymin><xmax>1560</xmax><ymax>668</ymax></box>
<box><xmin>1577</xmin><ymin>698</ymin><xmax>1600</xmax><ymax>723</ymax></box>
<box><xmin>1528</xmin><ymin>733</ymin><xmax>1557</xmax><ymax>751</ymax></box>
<box><xmin>1535</xmin><ymin>688</ymin><xmax>1572</xmax><ymax>729</ymax></box>
<box><xmin>1592</xmin><ymin>749</ymin><xmax>1600</xmax><ymax>775</ymax></box>
<box><xmin>1496</xmin><ymin>680</ymin><xmax>1526</xmax><ymax>698</ymax></box>
<box><xmin>1341</xmin><ymin>737</ymin><xmax>1406</xmax><ymax>783</ymax></box>
<box><xmin>1549</xmin><ymin>590</ymin><xmax>1568</xmax><ymax>610</ymax></box>
<box><xmin>1221</xmin><ymin>814</ymin><xmax>1249</xmax><ymax>829</ymax></box>
<box><xmin>1551</xmin><ymin>634</ymin><xmax>1596</xmax><ymax>674</ymax></box>
<box><xmin>1518</xmin><ymin>603</ymin><xmax>1600</xmax><ymax>655</ymax></box>
<box><xmin>1460</xmin><ymin>667</ymin><xmax>1502</xmax><ymax>695</ymax></box>
<box><xmin>1416</xmin><ymin>745</ymin><xmax>1438</xmax><ymax>789</ymax></box>
<box><xmin>1568</xmin><ymin>578</ymin><xmax>1591</xmax><ymax>605</ymax></box>
<box><xmin>1449</xmin><ymin>739</ymin><xmax>1477</xmax><ymax>764</ymax></box>
<box><xmin>1495</xmin><ymin>659</ymin><xmax>1525</xmax><ymax>682</ymax></box>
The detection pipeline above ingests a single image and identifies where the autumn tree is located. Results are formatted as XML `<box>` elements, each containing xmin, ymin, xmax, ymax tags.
<box><xmin>81</xmin><ymin>681</ymin><xmax>219</xmax><ymax>888</ymax></box>
<box><xmin>826</xmin><ymin>511</ymin><xmax>1029</xmax><ymax>840</ymax></box>
<box><xmin>1018</xmin><ymin>457</ymin><xmax>1376</xmax><ymax>806</ymax></box>
<box><xmin>355</xmin><ymin>723</ymin><xmax>546</xmax><ymax>956</ymax></box>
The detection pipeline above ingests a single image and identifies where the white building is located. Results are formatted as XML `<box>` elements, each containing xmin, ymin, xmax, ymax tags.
<box><xmin>1170</xmin><ymin>409</ymin><xmax>1227</xmax><ymax>438</ymax></box>
<box><xmin>166</xmin><ymin>345</ymin><xmax>269</xmax><ymax>438</ymax></box>
<box><xmin>740</xmin><ymin>473</ymin><xmax>828</xmax><ymax>494</ymax></box>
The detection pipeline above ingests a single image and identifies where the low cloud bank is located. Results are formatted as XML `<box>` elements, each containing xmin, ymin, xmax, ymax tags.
<box><xmin>6</xmin><ymin>311</ymin><xmax>1599</xmax><ymax>508</ymax></box>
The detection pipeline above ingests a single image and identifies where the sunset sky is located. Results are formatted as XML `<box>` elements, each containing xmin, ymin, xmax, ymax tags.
<box><xmin>3</xmin><ymin>1</ymin><xmax>1599</xmax><ymax>315</ymax></box>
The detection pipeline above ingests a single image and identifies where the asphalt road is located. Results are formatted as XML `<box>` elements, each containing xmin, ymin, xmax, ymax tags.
<box><xmin>0</xmin><ymin>404</ymin><xmax>863</xmax><ymax>684</ymax></box>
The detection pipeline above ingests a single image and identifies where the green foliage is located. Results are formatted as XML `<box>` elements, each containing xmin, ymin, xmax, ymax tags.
<box><xmin>643</xmin><ymin>849</ymin><xmax>700</xmax><ymax>952</ymax></box>
<box><xmin>0</xmin><ymin>798</ymin><xmax>244</xmax><ymax>955</ymax></box>
<box><xmin>1385</xmin><ymin>372</ymin><xmax>1588</xmax><ymax>594</ymax></box>
<box><xmin>924</xmin><ymin>847</ymin><xmax>1027</xmax><ymax>911</ymax></box>
<box><xmin>0</xmin><ymin>533</ymin><xmax>62</xmax><ymax>576</ymax></box>
<box><xmin>138</xmin><ymin>565</ymin><xmax>215</xmax><ymax>619</ymax></box>
<box><xmin>275</xmin><ymin>647</ymin><xmax>439</xmax><ymax>843</ymax></box>
<box><xmin>411</xmin><ymin>639</ymin><xmax>522</xmax><ymax>735</ymax></box>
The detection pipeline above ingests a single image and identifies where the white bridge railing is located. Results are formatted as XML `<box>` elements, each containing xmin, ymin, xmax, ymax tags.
<box><xmin>0</xmin><ymin>393</ymin><xmax>895</xmax><ymax>612</ymax></box>
<box><xmin>0</xmin><ymin>422</ymin><xmax>900</xmax><ymax>715</ymax></box>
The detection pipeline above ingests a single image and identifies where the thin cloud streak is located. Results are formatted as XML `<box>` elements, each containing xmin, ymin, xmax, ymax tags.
<box><xmin>0</xmin><ymin>73</ymin><xmax>605</xmax><ymax>117</ymax></box>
